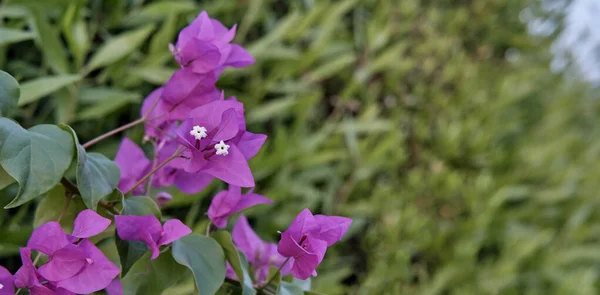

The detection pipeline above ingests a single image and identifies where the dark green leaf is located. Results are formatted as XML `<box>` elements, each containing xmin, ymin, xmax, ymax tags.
<box><xmin>0</xmin><ymin>119</ymin><xmax>74</xmax><ymax>208</ymax></box>
<box><xmin>60</xmin><ymin>125</ymin><xmax>120</xmax><ymax>210</ymax></box>
<box><xmin>122</xmin><ymin>196</ymin><xmax>162</xmax><ymax>218</ymax></box>
<box><xmin>0</xmin><ymin>166</ymin><xmax>16</xmax><ymax>191</ymax></box>
<box><xmin>0</xmin><ymin>70</ymin><xmax>20</xmax><ymax>117</ymax></box>
<box><xmin>172</xmin><ymin>234</ymin><xmax>226</xmax><ymax>295</ymax></box>
<box><xmin>212</xmin><ymin>231</ymin><xmax>257</xmax><ymax>295</ymax></box>
<box><xmin>115</xmin><ymin>233</ymin><xmax>148</xmax><ymax>277</ymax></box>
<box><xmin>121</xmin><ymin>251</ymin><xmax>187</xmax><ymax>295</ymax></box>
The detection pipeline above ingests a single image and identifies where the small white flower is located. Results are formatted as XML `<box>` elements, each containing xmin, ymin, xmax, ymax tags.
<box><xmin>0</xmin><ymin>283</ymin><xmax>4</xmax><ymax>290</ymax></box>
<box><xmin>214</xmin><ymin>140</ymin><xmax>230</xmax><ymax>156</ymax></box>
<box><xmin>189</xmin><ymin>125</ymin><xmax>208</xmax><ymax>140</ymax></box>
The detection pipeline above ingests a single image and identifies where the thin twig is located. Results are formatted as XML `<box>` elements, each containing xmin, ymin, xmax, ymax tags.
<box><xmin>82</xmin><ymin>96</ymin><xmax>162</xmax><ymax>149</ymax></box>
<box><xmin>82</xmin><ymin>117</ymin><xmax>145</xmax><ymax>149</ymax></box>
<box><xmin>258</xmin><ymin>257</ymin><xmax>291</xmax><ymax>291</ymax></box>
<box><xmin>124</xmin><ymin>148</ymin><xmax>183</xmax><ymax>195</ymax></box>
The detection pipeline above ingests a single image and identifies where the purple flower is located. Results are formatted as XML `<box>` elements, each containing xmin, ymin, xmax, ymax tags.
<box><xmin>277</xmin><ymin>209</ymin><xmax>352</xmax><ymax>280</ymax></box>
<box><xmin>171</xmin><ymin>11</ymin><xmax>254</xmax><ymax>76</ymax></box>
<box><xmin>114</xmin><ymin>138</ymin><xmax>151</xmax><ymax>195</ymax></box>
<box><xmin>0</xmin><ymin>266</ymin><xmax>13</xmax><ymax>295</ymax></box>
<box><xmin>208</xmin><ymin>185</ymin><xmax>272</xmax><ymax>228</ymax></box>
<box><xmin>161</xmin><ymin>68</ymin><xmax>219</xmax><ymax>119</ymax></box>
<box><xmin>14</xmin><ymin>247</ymin><xmax>56</xmax><ymax>295</ymax></box>
<box><xmin>233</xmin><ymin>215</ymin><xmax>288</xmax><ymax>283</ymax></box>
<box><xmin>105</xmin><ymin>279</ymin><xmax>123</xmax><ymax>295</ymax></box>
<box><xmin>174</xmin><ymin>99</ymin><xmax>259</xmax><ymax>187</ymax></box>
<box><xmin>114</xmin><ymin>215</ymin><xmax>191</xmax><ymax>259</ymax></box>
<box><xmin>21</xmin><ymin>210</ymin><xmax>119</xmax><ymax>294</ymax></box>
<box><xmin>154</xmin><ymin>191</ymin><xmax>173</xmax><ymax>207</ymax></box>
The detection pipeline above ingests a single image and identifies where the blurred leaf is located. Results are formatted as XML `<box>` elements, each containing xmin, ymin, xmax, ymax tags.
<box><xmin>121</xmin><ymin>250</ymin><xmax>187</xmax><ymax>295</ymax></box>
<box><xmin>33</xmin><ymin>184</ymin><xmax>85</xmax><ymax>230</ymax></box>
<box><xmin>77</xmin><ymin>91</ymin><xmax>141</xmax><ymax>121</ymax></box>
<box><xmin>131</xmin><ymin>67</ymin><xmax>175</xmax><ymax>85</ymax></box>
<box><xmin>291</xmin><ymin>278</ymin><xmax>311</xmax><ymax>291</ymax></box>
<box><xmin>28</xmin><ymin>9</ymin><xmax>70</xmax><ymax>74</ymax></box>
<box><xmin>172</xmin><ymin>234</ymin><xmax>226</xmax><ymax>295</ymax></box>
<box><xmin>280</xmin><ymin>281</ymin><xmax>304</xmax><ymax>295</ymax></box>
<box><xmin>0</xmin><ymin>119</ymin><xmax>73</xmax><ymax>208</ymax></box>
<box><xmin>18</xmin><ymin>75</ymin><xmax>81</xmax><ymax>106</ymax></box>
<box><xmin>247</xmin><ymin>97</ymin><xmax>297</xmax><ymax>123</ymax></box>
<box><xmin>0</xmin><ymin>70</ymin><xmax>20</xmax><ymax>117</ymax></box>
<box><xmin>122</xmin><ymin>196</ymin><xmax>162</xmax><ymax>219</ymax></box>
<box><xmin>0</xmin><ymin>28</ymin><xmax>35</xmax><ymax>46</ymax></box>
<box><xmin>212</xmin><ymin>231</ymin><xmax>257</xmax><ymax>295</ymax></box>
<box><xmin>86</xmin><ymin>24</ymin><xmax>155</xmax><ymax>72</ymax></box>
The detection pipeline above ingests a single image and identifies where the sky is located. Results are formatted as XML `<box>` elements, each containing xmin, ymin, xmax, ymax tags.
<box><xmin>553</xmin><ymin>0</ymin><xmax>600</xmax><ymax>83</ymax></box>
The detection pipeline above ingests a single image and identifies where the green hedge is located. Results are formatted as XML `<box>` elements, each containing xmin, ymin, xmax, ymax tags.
<box><xmin>1</xmin><ymin>0</ymin><xmax>597</xmax><ymax>294</ymax></box>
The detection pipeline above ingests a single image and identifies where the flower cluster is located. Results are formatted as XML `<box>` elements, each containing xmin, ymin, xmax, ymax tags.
<box><xmin>13</xmin><ymin>210</ymin><xmax>119</xmax><ymax>294</ymax></box>
<box><xmin>0</xmin><ymin>11</ymin><xmax>352</xmax><ymax>295</ymax></box>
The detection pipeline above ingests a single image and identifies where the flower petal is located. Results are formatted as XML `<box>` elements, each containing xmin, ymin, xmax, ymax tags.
<box><xmin>114</xmin><ymin>138</ymin><xmax>151</xmax><ymax>195</ymax></box>
<box><xmin>14</xmin><ymin>248</ymin><xmax>37</xmax><ymax>289</ymax></box>
<box><xmin>173</xmin><ymin>171</ymin><xmax>213</xmax><ymax>194</ymax></box>
<box><xmin>222</xmin><ymin>44</ymin><xmax>255</xmax><ymax>68</ymax></box>
<box><xmin>236</xmin><ymin>131</ymin><xmax>267</xmax><ymax>160</ymax></box>
<box><xmin>211</xmin><ymin>108</ymin><xmax>240</xmax><ymax>142</ymax></box>
<box><xmin>72</xmin><ymin>209</ymin><xmax>112</xmax><ymax>238</ymax></box>
<box><xmin>312</xmin><ymin>215</ymin><xmax>352</xmax><ymax>246</ymax></box>
<box><xmin>203</xmin><ymin>144</ymin><xmax>254</xmax><ymax>187</ymax></box>
<box><xmin>233</xmin><ymin>215</ymin><xmax>263</xmax><ymax>264</ymax></box>
<box><xmin>233</xmin><ymin>191</ymin><xmax>273</xmax><ymax>214</ymax></box>
<box><xmin>27</xmin><ymin>222</ymin><xmax>69</xmax><ymax>256</ymax></box>
<box><xmin>37</xmin><ymin>244</ymin><xmax>86</xmax><ymax>282</ymax></box>
<box><xmin>0</xmin><ymin>266</ymin><xmax>13</xmax><ymax>295</ymax></box>
<box><xmin>56</xmin><ymin>240</ymin><xmax>120</xmax><ymax>294</ymax></box>
<box><xmin>114</xmin><ymin>215</ymin><xmax>162</xmax><ymax>259</ymax></box>
<box><xmin>158</xmin><ymin>219</ymin><xmax>192</xmax><ymax>246</ymax></box>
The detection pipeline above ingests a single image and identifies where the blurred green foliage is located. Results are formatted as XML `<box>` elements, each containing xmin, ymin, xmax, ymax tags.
<box><xmin>2</xmin><ymin>0</ymin><xmax>597</xmax><ymax>294</ymax></box>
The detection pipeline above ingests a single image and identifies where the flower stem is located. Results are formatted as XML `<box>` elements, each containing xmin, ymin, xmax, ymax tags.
<box><xmin>82</xmin><ymin>117</ymin><xmax>145</xmax><ymax>149</ymax></box>
<box><xmin>258</xmin><ymin>257</ymin><xmax>291</xmax><ymax>291</ymax></box>
<box><xmin>124</xmin><ymin>147</ymin><xmax>184</xmax><ymax>196</ymax></box>
<box><xmin>205</xmin><ymin>221</ymin><xmax>212</xmax><ymax>236</ymax></box>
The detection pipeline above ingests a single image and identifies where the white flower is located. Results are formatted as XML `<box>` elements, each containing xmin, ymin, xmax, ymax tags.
<box><xmin>189</xmin><ymin>125</ymin><xmax>208</xmax><ymax>140</ymax></box>
<box><xmin>214</xmin><ymin>140</ymin><xmax>230</xmax><ymax>156</ymax></box>
<box><xmin>0</xmin><ymin>283</ymin><xmax>3</xmax><ymax>290</ymax></box>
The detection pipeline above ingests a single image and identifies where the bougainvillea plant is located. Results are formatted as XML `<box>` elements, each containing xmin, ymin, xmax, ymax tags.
<box><xmin>0</xmin><ymin>11</ymin><xmax>351</xmax><ymax>295</ymax></box>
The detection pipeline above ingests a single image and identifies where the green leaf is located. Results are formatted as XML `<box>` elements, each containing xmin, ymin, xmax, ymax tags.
<box><xmin>76</xmin><ymin>90</ymin><xmax>141</xmax><ymax>121</ymax></box>
<box><xmin>60</xmin><ymin>125</ymin><xmax>120</xmax><ymax>210</ymax></box>
<box><xmin>115</xmin><ymin>234</ymin><xmax>148</xmax><ymax>277</ymax></box>
<box><xmin>265</xmin><ymin>266</ymin><xmax>282</xmax><ymax>293</ymax></box>
<box><xmin>28</xmin><ymin>9</ymin><xmax>69</xmax><ymax>74</ymax></box>
<box><xmin>280</xmin><ymin>281</ymin><xmax>304</xmax><ymax>295</ymax></box>
<box><xmin>212</xmin><ymin>231</ymin><xmax>257</xmax><ymax>295</ymax></box>
<box><xmin>0</xmin><ymin>70</ymin><xmax>20</xmax><ymax>117</ymax></box>
<box><xmin>122</xmin><ymin>196</ymin><xmax>162</xmax><ymax>219</ymax></box>
<box><xmin>0</xmin><ymin>119</ymin><xmax>74</xmax><ymax>208</ymax></box>
<box><xmin>33</xmin><ymin>184</ymin><xmax>85</xmax><ymax>230</ymax></box>
<box><xmin>122</xmin><ymin>251</ymin><xmax>187</xmax><ymax>295</ymax></box>
<box><xmin>0</xmin><ymin>28</ymin><xmax>35</xmax><ymax>46</ymax></box>
<box><xmin>18</xmin><ymin>75</ymin><xmax>81</xmax><ymax>106</ymax></box>
<box><xmin>86</xmin><ymin>24</ymin><xmax>155</xmax><ymax>72</ymax></box>
<box><xmin>172</xmin><ymin>234</ymin><xmax>226</xmax><ymax>295</ymax></box>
